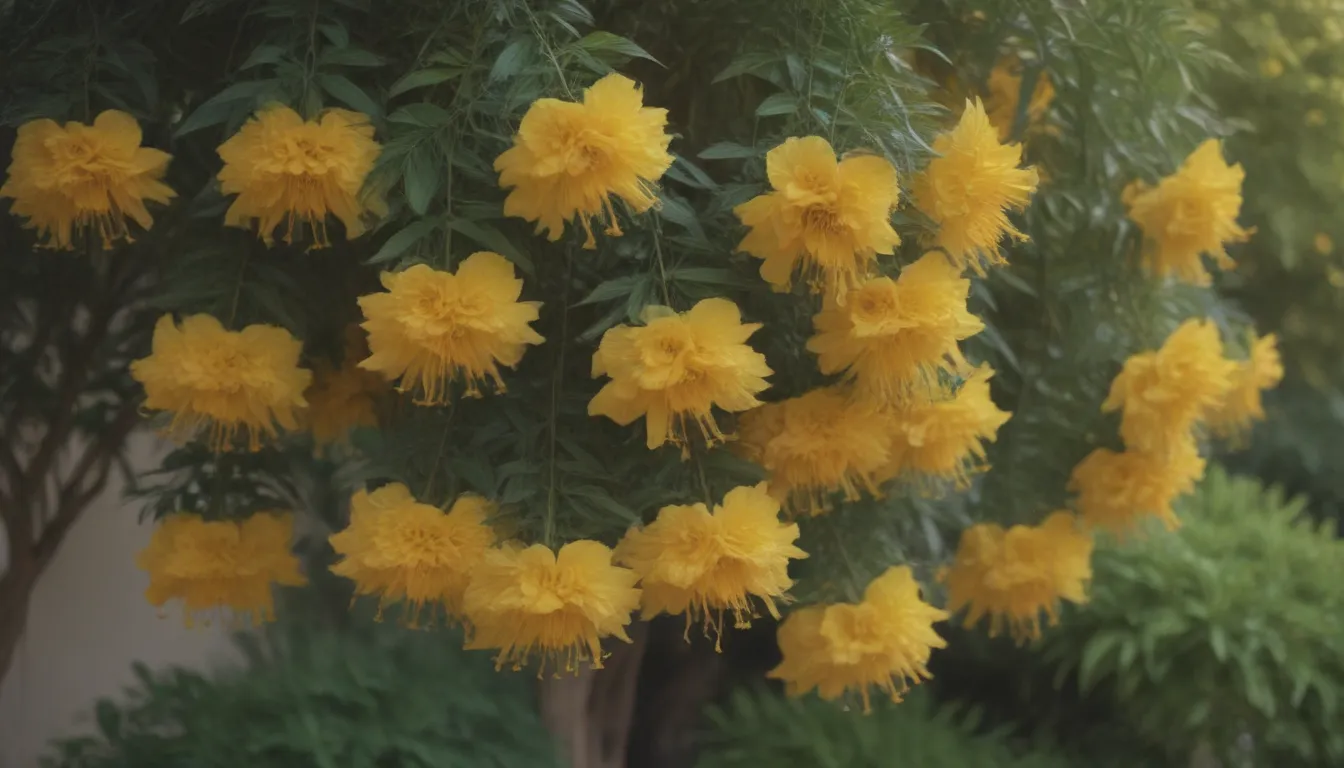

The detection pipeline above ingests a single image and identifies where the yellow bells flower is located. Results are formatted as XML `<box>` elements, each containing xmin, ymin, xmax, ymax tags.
<box><xmin>303</xmin><ymin>354</ymin><xmax>387</xmax><ymax>448</ymax></box>
<box><xmin>494</xmin><ymin>73</ymin><xmax>673</xmax><ymax>249</ymax></box>
<box><xmin>329</xmin><ymin>484</ymin><xmax>496</xmax><ymax>625</ymax></box>
<box><xmin>1125</xmin><ymin>139</ymin><xmax>1250</xmax><ymax>285</ymax></box>
<box><xmin>807</xmin><ymin>252</ymin><xmax>983</xmax><ymax>404</ymax></box>
<box><xmin>1209</xmin><ymin>333</ymin><xmax>1283</xmax><ymax>441</ymax></box>
<box><xmin>1102</xmin><ymin>319</ymin><xmax>1236</xmax><ymax>455</ymax></box>
<box><xmin>912</xmin><ymin>99</ymin><xmax>1040</xmax><ymax>274</ymax></box>
<box><xmin>1</xmin><ymin>110</ymin><xmax>174</xmax><ymax>249</ymax></box>
<box><xmin>358</xmin><ymin>252</ymin><xmax>544</xmax><ymax>405</ymax></box>
<box><xmin>137</xmin><ymin>512</ymin><xmax>305</xmax><ymax>626</ymax></box>
<box><xmin>884</xmin><ymin>366</ymin><xmax>1011</xmax><ymax>488</ymax></box>
<box><xmin>733</xmin><ymin>387</ymin><xmax>891</xmax><ymax>516</ymax></box>
<box><xmin>614</xmin><ymin>483</ymin><xmax>806</xmax><ymax>642</ymax></box>
<box><xmin>462</xmin><ymin>540</ymin><xmax>642</xmax><ymax>673</ymax></box>
<box><xmin>217</xmin><ymin>105</ymin><xmax>383</xmax><ymax>247</ymax></box>
<box><xmin>589</xmin><ymin>298</ymin><xmax>771</xmax><ymax>450</ymax></box>
<box><xmin>984</xmin><ymin>57</ymin><xmax>1055</xmax><ymax>142</ymax></box>
<box><xmin>1069</xmin><ymin>437</ymin><xmax>1205</xmax><ymax>534</ymax></box>
<box><xmin>734</xmin><ymin>136</ymin><xmax>901</xmax><ymax>298</ymax></box>
<box><xmin>943</xmin><ymin>511</ymin><xmax>1092</xmax><ymax>643</ymax></box>
<box><xmin>130</xmin><ymin>314</ymin><xmax>311</xmax><ymax>451</ymax></box>
<box><xmin>768</xmin><ymin>566</ymin><xmax>948</xmax><ymax>711</ymax></box>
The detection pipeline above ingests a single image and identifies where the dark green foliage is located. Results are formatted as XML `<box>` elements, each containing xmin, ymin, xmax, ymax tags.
<box><xmin>1041</xmin><ymin>466</ymin><xmax>1344</xmax><ymax>766</ymax></box>
<box><xmin>697</xmin><ymin>687</ymin><xmax>1072</xmax><ymax>768</ymax></box>
<box><xmin>41</xmin><ymin>595</ymin><xmax>562</xmax><ymax>768</ymax></box>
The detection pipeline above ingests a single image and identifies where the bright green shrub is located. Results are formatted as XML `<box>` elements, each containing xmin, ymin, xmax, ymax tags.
<box><xmin>696</xmin><ymin>687</ymin><xmax>1071</xmax><ymax>768</ymax></box>
<box><xmin>1041</xmin><ymin>466</ymin><xmax>1344</xmax><ymax>765</ymax></box>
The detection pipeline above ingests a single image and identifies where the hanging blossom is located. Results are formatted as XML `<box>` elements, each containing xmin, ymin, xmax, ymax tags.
<box><xmin>1068</xmin><ymin>436</ymin><xmax>1205</xmax><ymax>534</ymax></box>
<box><xmin>329</xmin><ymin>484</ymin><xmax>497</xmax><ymax>624</ymax></box>
<box><xmin>734</xmin><ymin>136</ymin><xmax>901</xmax><ymax>298</ymax></box>
<box><xmin>1102</xmin><ymin>319</ymin><xmax>1236</xmax><ymax>455</ymax></box>
<box><xmin>217</xmin><ymin>105</ymin><xmax>383</xmax><ymax>247</ymax></box>
<box><xmin>130</xmin><ymin>314</ymin><xmax>311</xmax><ymax>451</ymax></box>
<box><xmin>912</xmin><ymin>98</ymin><xmax>1040</xmax><ymax>274</ymax></box>
<box><xmin>1</xmin><ymin>110</ymin><xmax>175</xmax><ymax>249</ymax></box>
<box><xmin>807</xmin><ymin>252</ymin><xmax>983</xmax><ymax>405</ymax></box>
<box><xmin>884</xmin><ymin>366</ymin><xmax>1011</xmax><ymax>489</ymax></box>
<box><xmin>768</xmin><ymin>566</ymin><xmax>948</xmax><ymax>712</ymax></box>
<box><xmin>1125</xmin><ymin>139</ymin><xmax>1250</xmax><ymax>286</ymax></box>
<box><xmin>358</xmin><ymin>252</ymin><xmax>544</xmax><ymax>405</ymax></box>
<box><xmin>1208</xmin><ymin>332</ymin><xmax>1283</xmax><ymax>441</ymax></box>
<box><xmin>615</xmin><ymin>483</ymin><xmax>806</xmax><ymax>643</ymax></box>
<box><xmin>984</xmin><ymin>56</ymin><xmax>1055</xmax><ymax>142</ymax></box>
<box><xmin>942</xmin><ymin>511</ymin><xmax>1093</xmax><ymax>643</ymax></box>
<box><xmin>138</xmin><ymin>512</ymin><xmax>305</xmax><ymax>626</ymax></box>
<box><xmin>495</xmin><ymin>73</ymin><xmax>673</xmax><ymax>249</ymax></box>
<box><xmin>589</xmin><ymin>297</ymin><xmax>771</xmax><ymax>450</ymax></box>
<box><xmin>734</xmin><ymin>387</ymin><xmax>891</xmax><ymax>516</ymax></box>
<box><xmin>462</xmin><ymin>540</ymin><xmax>642</xmax><ymax>673</ymax></box>
<box><xmin>303</xmin><ymin>327</ymin><xmax>387</xmax><ymax>448</ymax></box>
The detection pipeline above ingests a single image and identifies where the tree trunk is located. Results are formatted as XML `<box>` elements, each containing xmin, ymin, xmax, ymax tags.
<box><xmin>538</xmin><ymin>622</ymin><xmax>649</xmax><ymax>768</ymax></box>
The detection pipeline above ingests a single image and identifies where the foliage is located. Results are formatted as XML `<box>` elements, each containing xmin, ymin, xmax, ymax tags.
<box><xmin>697</xmin><ymin>686</ymin><xmax>1072</xmax><ymax>768</ymax></box>
<box><xmin>41</xmin><ymin>593</ymin><xmax>562</xmax><ymax>768</ymax></box>
<box><xmin>1041</xmin><ymin>465</ymin><xmax>1344</xmax><ymax>766</ymax></box>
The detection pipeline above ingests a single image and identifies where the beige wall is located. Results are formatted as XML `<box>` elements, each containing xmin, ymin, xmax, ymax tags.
<box><xmin>0</xmin><ymin>434</ymin><xmax>237</xmax><ymax>768</ymax></box>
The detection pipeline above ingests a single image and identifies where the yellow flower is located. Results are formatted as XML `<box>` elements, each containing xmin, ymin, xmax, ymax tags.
<box><xmin>589</xmin><ymin>298</ymin><xmax>771</xmax><ymax>450</ymax></box>
<box><xmin>304</xmin><ymin>330</ymin><xmax>387</xmax><ymax>448</ymax></box>
<box><xmin>1125</xmin><ymin>140</ymin><xmax>1250</xmax><ymax>285</ymax></box>
<box><xmin>494</xmin><ymin>73</ymin><xmax>673</xmax><ymax>249</ymax></box>
<box><xmin>912</xmin><ymin>99</ymin><xmax>1039</xmax><ymax>274</ymax></box>
<box><xmin>1314</xmin><ymin>232</ymin><xmax>1334</xmax><ymax>255</ymax></box>
<box><xmin>885</xmin><ymin>366</ymin><xmax>1011</xmax><ymax>487</ymax></box>
<box><xmin>1068</xmin><ymin>438</ymin><xmax>1205</xmax><ymax>533</ymax></box>
<box><xmin>130</xmin><ymin>314</ymin><xmax>311</xmax><ymax>451</ymax></box>
<box><xmin>217</xmin><ymin>105</ymin><xmax>382</xmax><ymax>247</ymax></box>
<box><xmin>138</xmin><ymin>512</ymin><xmax>305</xmax><ymax>626</ymax></box>
<box><xmin>733</xmin><ymin>136</ymin><xmax>901</xmax><ymax>297</ymax></box>
<box><xmin>807</xmin><ymin>252</ymin><xmax>983</xmax><ymax>404</ymax></box>
<box><xmin>329</xmin><ymin>484</ymin><xmax>496</xmax><ymax>624</ymax></box>
<box><xmin>768</xmin><ymin>566</ymin><xmax>948</xmax><ymax>711</ymax></box>
<box><xmin>462</xmin><ymin>540</ymin><xmax>642</xmax><ymax>673</ymax></box>
<box><xmin>358</xmin><ymin>252</ymin><xmax>544</xmax><ymax>405</ymax></box>
<box><xmin>1209</xmin><ymin>333</ymin><xmax>1283</xmax><ymax>440</ymax></box>
<box><xmin>733</xmin><ymin>387</ymin><xmax>891</xmax><ymax>516</ymax></box>
<box><xmin>1102</xmin><ymin>319</ymin><xmax>1237</xmax><ymax>455</ymax></box>
<box><xmin>614</xmin><ymin>483</ymin><xmax>806</xmax><ymax>640</ymax></box>
<box><xmin>0</xmin><ymin>110</ymin><xmax>174</xmax><ymax>249</ymax></box>
<box><xmin>943</xmin><ymin>512</ymin><xmax>1092</xmax><ymax>643</ymax></box>
<box><xmin>984</xmin><ymin>57</ymin><xmax>1055</xmax><ymax>141</ymax></box>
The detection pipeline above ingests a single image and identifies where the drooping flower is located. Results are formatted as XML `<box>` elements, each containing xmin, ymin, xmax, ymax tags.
<box><xmin>1</xmin><ymin>110</ymin><xmax>175</xmax><ymax>249</ymax></box>
<box><xmin>614</xmin><ymin>483</ymin><xmax>806</xmax><ymax>640</ymax></box>
<box><xmin>807</xmin><ymin>252</ymin><xmax>983</xmax><ymax>404</ymax></box>
<box><xmin>1208</xmin><ymin>333</ymin><xmax>1283</xmax><ymax>440</ymax></box>
<box><xmin>494</xmin><ymin>73</ymin><xmax>673</xmax><ymax>249</ymax></box>
<box><xmin>733</xmin><ymin>136</ymin><xmax>901</xmax><ymax>297</ymax></box>
<box><xmin>733</xmin><ymin>387</ymin><xmax>891</xmax><ymax>516</ymax></box>
<box><xmin>1068</xmin><ymin>437</ymin><xmax>1205</xmax><ymax>533</ymax></box>
<box><xmin>462</xmin><ymin>540</ymin><xmax>642</xmax><ymax>672</ymax></box>
<box><xmin>912</xmin><ymin>99</ymin><xmax>1040</xmax><ymax>274</ymax></box>
<box><xmin>1102</xmin><ymin>319</ymin><xmax>1237</xmax><ymax>455</ymax></box>
<box><xmin>984</xmin><ymin>57</ymin><xmax>1055</xmax><ymax>142</ymax></box>
<box><xmin>138</xmin><ymin>512</ymin><xmax>305</xmax><ymax>626</ymax></box>
<box><xmin>329</xmin><ymin>484</ymin><xmax>496</xmax><ymax>623</ymax></box>
<box><xmin>589</xmin><ymin>298</ymin><xmax>771</xmax><ymax>450</ymax></box>
<box><xmin>217</xmin><ymin>105</ymin><xmax>383</xmax><ymax>247</ymax></box>
<box><xmin>884</xmin><ymin>366</ymin><xmax>1011</xmax><ymax>488</ymax></box>
<box><xmin>358</xmin><ymin>252</ymin><xmax>544</xmax><ymax>405</ymax></box>
<box><xmin>943</xmin><ymin>511</ymin><xmax>1092</xmax><ymax>643</ymax></box>
<box><xmin>768</xmin><ymin>566</ymin><xmax>948</xmax><ymax>711</ymax></box>
<box><xmin>130</xmin><ymin>314</ymin><xmax>311</xmax><ymax>451</ymax></box>
<box><xmin>1125</xmin><ymin>139</ymin><xmax>1250</xmax><ymax>285</ymax></box>
<box><xmin>304</xmin><ymin>330</ymin><xmax>388</xmax><ymax>448</ymax></box>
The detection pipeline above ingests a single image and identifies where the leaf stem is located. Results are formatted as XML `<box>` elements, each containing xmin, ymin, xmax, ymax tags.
<box><xmin>421</xmin><ymin>405</ymin><xmax>454</xmax><ymax>501</ymax></box>
<box><xmin>544</xmin><ymin>249</ymin><xmax>573</xmax><ymax>547</ymax></box>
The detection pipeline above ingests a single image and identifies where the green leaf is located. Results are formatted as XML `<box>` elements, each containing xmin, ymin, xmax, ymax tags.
<box><xmin>403</xmin><ymin>145</ymin><xmax>441</xmax><ymax>216</ymax></box>
<box><xmin>698</xmin><ymin>142</ymin><xmax>758</xmax><ymax>160</ymax></box>
<box><xmin>576</xmin><ymin>275</ymin><xmax>642</xmax><ymax>306</ymax></box>
<box><xmin>368</xmin><ymin>218</ymin><xmax>440</xmax><ymax>265</ymax></box>
<box><xmin>387</xmin><ymin>103</ymin><xmax>451</xmax><ymax>127</ymax></box>
<box><xmin>714</xmin><ymin>52</ymin><xmax>782</xmax><ymax>84</ymax></box>
<box><xmin>319</xmin><ymin>47</ymin><xmax>385</xmax><ymax>68</ymax></box>
<box><xmin>572</xmin><ymin>31</ymin><xmax>661</xmax><ymax>66</ymax></box>
<box><xmin>318</xmin><ymin>22</ymin><xmax>349</xmax><ymax>48</ymax></box>
<box><xmin>489</xmin><ymin>40</ymin><xmax>532</xmax><ymax>82</ymax></box>
<box><xmin>667</xmin><ymin>155</ymin><xmax>717</xmax><ymax>190</ymax></box>
<box><xmin>317</xmin><ymin>74</ymin><xmax>382</xmax><ymax>118</ymax></box>
<box><xmin>388</xmin><ymin>68</ymin><xmax>465</xmax><ymax>98</ymax></box>
<box><xmin>175</xmin><ymin>80</ymin><xmax>276</xmax><ymax>137</ymax></box>
<box><xmin>239</xmin><ymin>44</ymin><xmax>286</xmax><ymax>70</ymax></box>
<box><xmin>668</xmin><ymin>267</ymin><xmax>750</xmax><ymax>288</ymax></box>
<box><xmin>755</xmin><ymin>93</ymin><xmax>798</xmax><ymax>117</ymax></box>
<box><xmin>446</xmin><ymin>219</ymin><xmax>534</xmax><ymax>276</ymax></box>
